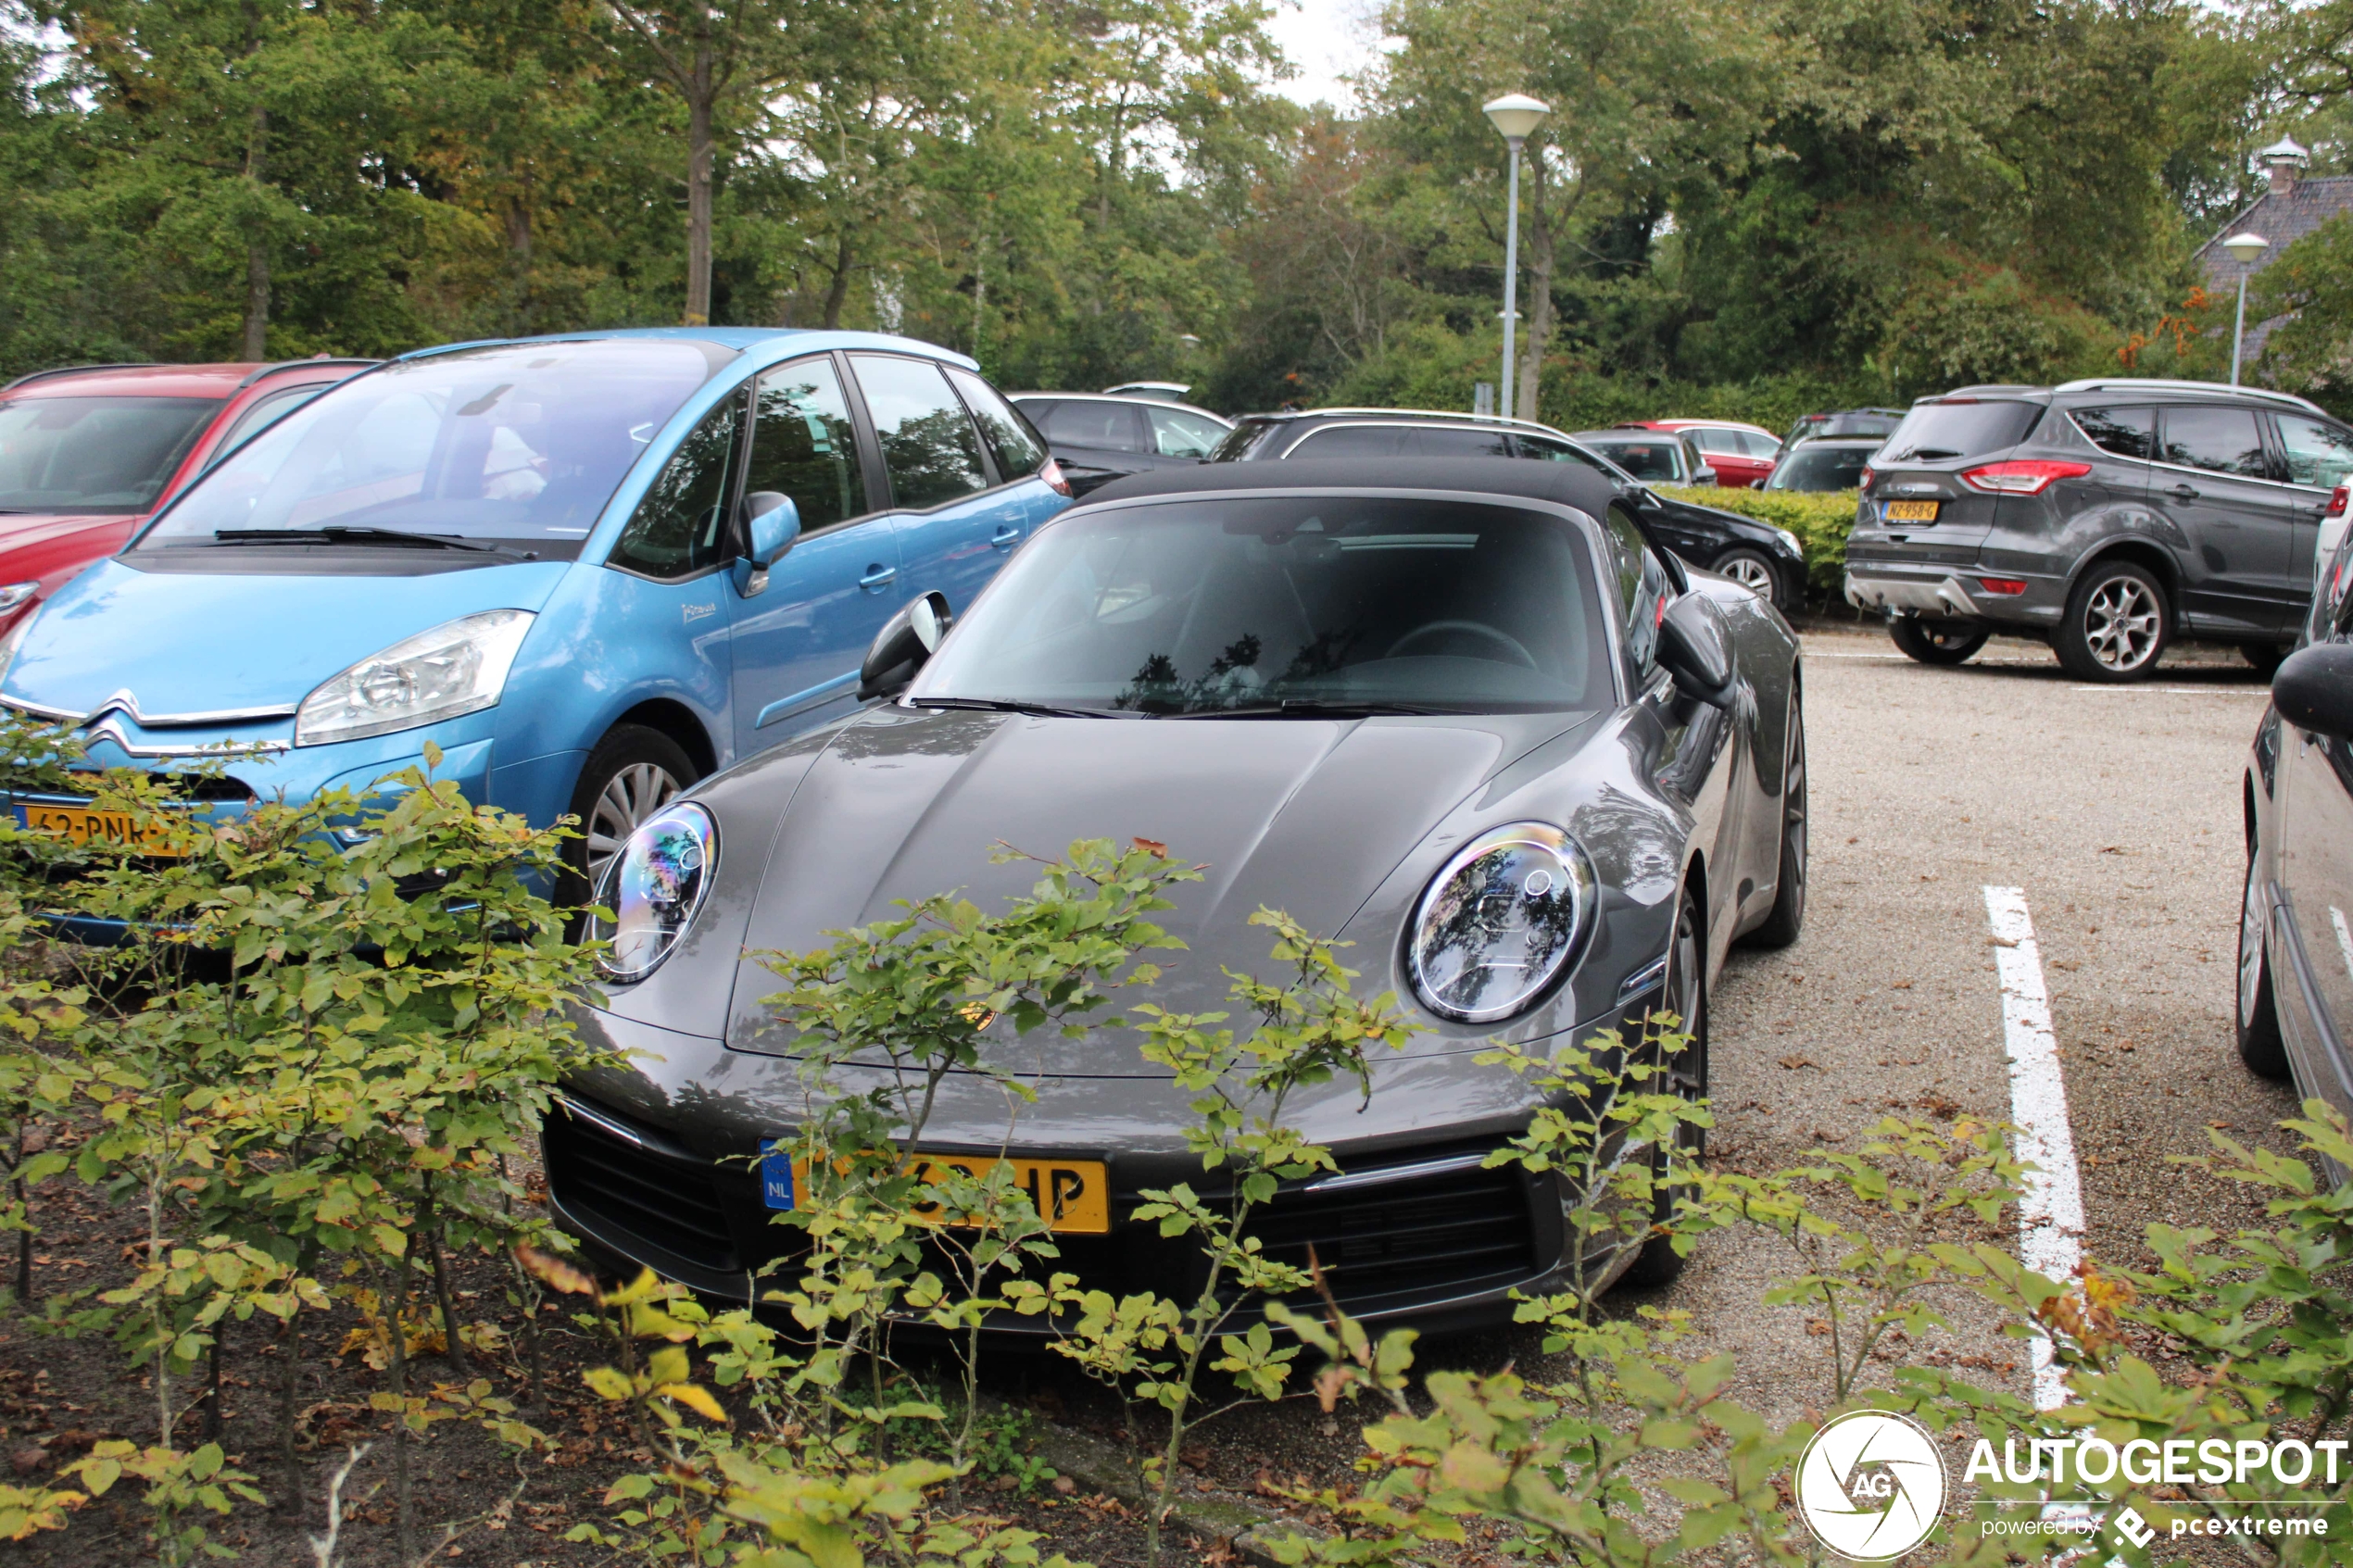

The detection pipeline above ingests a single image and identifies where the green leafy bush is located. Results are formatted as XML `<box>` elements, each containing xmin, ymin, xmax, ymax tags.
<box><xmin>1654</xmin><ymin>483</ymin><xmax>1861</xmax><ymax>604</ymax></box>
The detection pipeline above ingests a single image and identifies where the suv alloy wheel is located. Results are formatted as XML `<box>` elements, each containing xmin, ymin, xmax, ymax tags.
<box><xmin>2057</xmin><ymin>558</ymin><xmax>2169</xmax><ymax>683</ymax></box>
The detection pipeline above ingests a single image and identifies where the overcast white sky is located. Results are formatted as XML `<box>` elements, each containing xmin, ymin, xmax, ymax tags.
<box><xmin>1263</xmin><ymin>0</ymin><xmax>1393</xmax><ymax>112</ymax></box>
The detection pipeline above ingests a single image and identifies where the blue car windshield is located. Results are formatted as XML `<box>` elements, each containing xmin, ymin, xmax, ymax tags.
<box><xmin>908</xmin><ymin>495</ymin><xmax>1611</xmax><ymax>716</ymax></box>
<box><xmin>136</xmin><ymin>339</ymin><xmax>736</xmax><ymax>548</ymax></box>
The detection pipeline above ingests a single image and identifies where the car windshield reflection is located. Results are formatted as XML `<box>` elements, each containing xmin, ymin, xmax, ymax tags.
<box><xmin>906</xmin><ymin>495</ymin><xmax>1612</xmax><ymax>716</ymax></box>
<box><xmin>134</xmin><ymin>338</ymin><xmax>736</xmax><ymax>549</ymax></box>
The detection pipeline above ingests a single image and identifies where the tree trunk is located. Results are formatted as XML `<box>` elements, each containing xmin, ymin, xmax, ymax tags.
<box><xmin>274</xmin><ymin>1315</ymin><xmax>302</xmax><ymax>1513</ymax></box>
<box><xmin>242</xmin><ymin>105</ymin><xmax>271</xmax><ymax>361</ymax></box>
<box><xmin>1516</xmin><ymin>153</ymin><xmax>1555</xmax><ymax>427</ymax></box>
<box><xmin>684</xmin><ymin>43</ymin><xmax>715</xmax><ymax>325</ymax></box>
<box><xmin>821</xmin><ymin>227</ymin><xmax>855</xmax><ymax>330</ymax></box>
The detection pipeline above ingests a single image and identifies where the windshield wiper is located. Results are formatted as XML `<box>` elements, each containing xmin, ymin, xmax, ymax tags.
<box><xmin>912</xmin><ymin>696</ymin><xmax>1127</xmax><ymax>719</ymax></box>
<box><xmin>1158</xmin><ymin>698</ymin><xmax>1455</xmax><ymax>719</ymax></box>
<box><xmin>208</xmin><ymin>526</ymin><xmax>530</xmax><ymax>558</ymax></box>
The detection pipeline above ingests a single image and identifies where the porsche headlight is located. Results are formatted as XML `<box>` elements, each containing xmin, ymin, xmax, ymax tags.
<box><xmin>1407</xmin><ymin>822</ymin><xmax>1595</xmax><ymax>1022</ymax></box>
<box><xmin>295</xmin><ymin>609</ymin><xmax>535</xmax><ymax>746</ymax></box>
<box><xmin>593</xmin><ymin>802</ymin><xmax>717</xmax><ymax>983</ymax></box>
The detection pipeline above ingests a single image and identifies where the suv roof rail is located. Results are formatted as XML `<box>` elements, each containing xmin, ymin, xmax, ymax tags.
<box><xmin>1282</xmin><ymin>406</ymin><xmax>1575</xmax><ymax>436</ymax></box>
<box><xmin>1</xmin><ymin>362</ymin><xmax>156</xmax><ymax>392</ymax></box>
<box><xmin>233</xmin><ymin>358</ymin><xmax>381</xmax><ymax>391</ymax></box>
<box><xmin>1935</xmin><ymin>384</ymin><xmax>2048</xmax><ymax>398</ymax></box>
<box><xmin>2052</xmin><ymin>377</ymin><xmax>2326</xmax><ymax>416</ymax></box>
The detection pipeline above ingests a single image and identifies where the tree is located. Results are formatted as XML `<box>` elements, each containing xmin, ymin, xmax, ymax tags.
<box><xmin>604</xmin><ymin>0</ymin><xmax>793</xmax><ymax>325</ymax></box>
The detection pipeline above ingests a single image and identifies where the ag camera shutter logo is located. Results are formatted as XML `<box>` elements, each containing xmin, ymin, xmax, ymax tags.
<box><xmin>1795</xmin><ymin>1410</ymin><xmax>1947</xmax><ymax>1560</ymax></box>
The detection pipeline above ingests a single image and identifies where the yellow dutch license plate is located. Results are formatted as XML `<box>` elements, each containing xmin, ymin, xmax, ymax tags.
<box><xmin>1883</xmin><ymin>500</ymin><xmax>1940</xmax><ymax>521</ymax></box>
<box><xmin>17</xmin><ymin>803</ymin><xmax>187</xmax><ymax>858</ymax></box>
<box><xmin>764</xmin><ymin>1148</ymin><xmax>1111</xmax><ymax>1234</ymax></box>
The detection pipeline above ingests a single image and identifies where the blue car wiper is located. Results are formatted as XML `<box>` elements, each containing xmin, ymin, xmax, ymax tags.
<box><xmin>210</xmin><ymin>526</ymin><xmax>531</xmax><ymax>558</ymax></box>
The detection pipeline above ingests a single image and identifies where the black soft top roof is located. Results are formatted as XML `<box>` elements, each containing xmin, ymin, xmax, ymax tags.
<box><xmin>1076</xmin><ymin>456</ymin><xmax>1620</xmax><ymax>522</ymax></box>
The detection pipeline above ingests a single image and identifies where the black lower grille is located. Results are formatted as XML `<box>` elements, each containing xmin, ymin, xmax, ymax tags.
<box><xmin>1247</xmin><ymin>1157</ymin><xmax>1537</xmax><ymax>1307</ymax></box>
<box><xmin>543</xmin><ymin>1103</ymin><xmax>740</xmax><ymax>1273</ymax></box>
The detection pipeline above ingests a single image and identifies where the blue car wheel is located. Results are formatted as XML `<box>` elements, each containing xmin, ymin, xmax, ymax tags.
<box><xmin>562</xmin><ymin>724</ymin><xmax>699</xmax><ymax>912</ymax></box>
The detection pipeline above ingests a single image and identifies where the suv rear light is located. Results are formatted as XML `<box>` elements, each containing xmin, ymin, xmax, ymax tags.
<box><xmin>1958</xmin><ymin>459</ymin><xmax>2092</xmax><ymax>495</ymax></box>
<box><xmin>1978</xmin><ymin>577</ymin><xmax>2029</xmax><ymax>596</ymax></box>
<box><xmin>1858</xmin><ymin>467</ymin><xmax>1874</xmax><ymax>493</ymax></box>
<box><xmin>2328</xmin><ymin>483</ymin><xmax>2348</xmax><ymax>519</ymax></box>
<box><xmin>1039</xmin><ymin>458</ymin><xmax>1073</xmax><ymax>498</ymax></box>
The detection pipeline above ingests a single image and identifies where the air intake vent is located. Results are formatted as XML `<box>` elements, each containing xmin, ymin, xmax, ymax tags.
<box><xmin>542</xmin><ymin>1100</ymin><xmax>739</xmax><ymax>1273</ymax></box>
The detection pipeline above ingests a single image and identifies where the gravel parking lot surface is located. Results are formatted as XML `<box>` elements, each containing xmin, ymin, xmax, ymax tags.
<box><xmin>1651</xmin><ymin>625</ymin><xmax>2302</xmax><ymax>1419</ymax></box>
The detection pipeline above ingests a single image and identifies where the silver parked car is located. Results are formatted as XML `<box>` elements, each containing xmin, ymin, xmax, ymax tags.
<box><xmin>546</xmin><ymin>457</ymin><xmax>1806</xmax><ymax>1332</ymax></box>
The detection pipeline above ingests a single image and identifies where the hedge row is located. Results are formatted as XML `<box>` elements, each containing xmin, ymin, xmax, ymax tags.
<box><xmin>1653</xmin><ymin>484</ymin><xmax>1861</xmax><ymax>605</ymax></box>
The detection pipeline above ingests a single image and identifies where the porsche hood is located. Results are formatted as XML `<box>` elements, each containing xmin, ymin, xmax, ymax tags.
<box><xmin>710</xmin><ymin>706</ymin><xmax>1589</xmax><ymax>1073</ymax></box>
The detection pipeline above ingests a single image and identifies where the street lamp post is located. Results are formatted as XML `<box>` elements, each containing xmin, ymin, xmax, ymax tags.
<box><xmin>1482</xmin><ymin>94</ymin><xmax>1550</xmax><ymax>423</ymax></box>
<box><xmin>2221</xmin><ymin>232</ymin><xmax>2270</xmax><ymax>386</ymax></box>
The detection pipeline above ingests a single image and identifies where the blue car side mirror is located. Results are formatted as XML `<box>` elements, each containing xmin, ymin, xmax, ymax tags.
<box><xmin>743</xmin><ymin>492</ymin><xmax>799</xmax><ymax>568</ymax></box>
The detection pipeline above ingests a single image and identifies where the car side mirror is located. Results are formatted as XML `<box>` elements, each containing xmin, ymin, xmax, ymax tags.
<box><xmin>2274</xmin><ymin>643</ymin><xmax>2353</xmax><ymax>737</ymax></box>
<box><xmin>1693</xmin><ymin>465</ymin><xmax>1718</xmax><ymax>485</ymax></box>
<box><xmin>742</xmin><ymin>492</ymin><xmax>799</xmax><ymax>568</ymax></box>
<box><xmin>1749</xmin><ymin>478</ymin><xmax>1767</xmax><ymax>490</ymax></box>
<box><xmin>1656</xmin><ymin>593</ymin><xmax>1738</xmax><ymax>708</ymax></box>
<box><xmin>860</xmin><ymin>590</ymin><xmax>954</xmax><ymax>701</ymax></box>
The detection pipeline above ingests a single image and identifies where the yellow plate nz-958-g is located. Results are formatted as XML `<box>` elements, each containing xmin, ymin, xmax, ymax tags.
<box><xmin>1882</xmin><ymin>499</ymin><xmax>1940</xmax><ymax>521</ymax></box>
<box><xmin>761</xmin><ymin>1148</ymin><xmax>1111</xmax><ymax>1234</ymax></box>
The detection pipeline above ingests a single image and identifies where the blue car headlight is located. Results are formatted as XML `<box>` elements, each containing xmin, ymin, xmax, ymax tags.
<box><xmin>1407</xmin><ymin>822</ymin><xmax>1595</xmax><ymax>1022</ymax></box>
<box><xmin>593</xmin><ymin>802</ymin><xmax>717</xmax><ymax>983</ymax></box>
<box><xmin>295</xmin><ymin>609</ymin><xmax>535</xmax><ymax>746</ymax></box>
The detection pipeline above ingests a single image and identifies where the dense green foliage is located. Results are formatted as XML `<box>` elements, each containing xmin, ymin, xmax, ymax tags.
<box><xmin>3</xmin><ymin>0</ymin><xmax>2350</xmax><ymax>416</ymax></box>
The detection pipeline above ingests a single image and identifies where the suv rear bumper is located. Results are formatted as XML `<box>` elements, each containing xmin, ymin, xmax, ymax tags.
<box><xmin>1843</xmin><ymin>566</ymin><xmax>2064</xmax><ymax>628</ymax></box>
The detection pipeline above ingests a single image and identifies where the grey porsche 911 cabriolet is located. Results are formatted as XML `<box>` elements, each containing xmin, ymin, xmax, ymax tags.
<box><xmin>547</xmin><ymin>458</ymin><xmax>1806</xmax><ymax>1332</ymax></box>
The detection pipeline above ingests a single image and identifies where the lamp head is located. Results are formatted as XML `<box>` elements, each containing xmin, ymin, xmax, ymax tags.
<box><xmin>2221</xmin><ymin>232</ymin><xmax>2271</xmax><ymax>264</ymax></box>
<box><xmin>1482</xmin><ymin>93</ymin><xmax>1552</xmax><ymax>143</ymax></box>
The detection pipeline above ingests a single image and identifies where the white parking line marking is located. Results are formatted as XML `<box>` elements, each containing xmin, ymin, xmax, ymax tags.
<box><xmin>2333</xmin><ymin>908</ymin><xmax>2353</xmax><ymax>983</ymax></box>
<box><xmin>2064</xmin><ymin>686</ymin><xmax>2267</xmax><ymax>696</ymax></box>
<box><xmin>1983</xmin><ymin>886</ymin><xmax>2085</xmax><ymax>1411</ymax></box>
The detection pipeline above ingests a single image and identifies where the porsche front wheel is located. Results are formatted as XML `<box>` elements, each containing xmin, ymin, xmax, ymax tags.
<box><xmin>1617</xmin><ymin>886</ymin><xmax>1707</xmax><ymax>1290</ymax></box>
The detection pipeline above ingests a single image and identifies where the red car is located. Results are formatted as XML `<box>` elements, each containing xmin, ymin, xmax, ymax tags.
<box><xmin>1624</xmin><ymin>419</ymin><xmax>1782</xmax><ymax>488</ymax></box>
<box><xmin>0</xmin><ymin>358</ymin><xmax>374</xmax><ymax>632</ymax></box>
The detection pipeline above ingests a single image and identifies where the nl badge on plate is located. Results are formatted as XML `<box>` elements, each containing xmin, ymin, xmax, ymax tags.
<box><xmin>761</xmin><ymin>1140</ymin><xmax>796</xmax><ymax>1210</ymax></box>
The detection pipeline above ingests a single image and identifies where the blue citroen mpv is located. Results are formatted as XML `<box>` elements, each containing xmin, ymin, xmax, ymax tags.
<box><xmin>0</xmin><ymin>328</ymin><xmax>1068</xmax><ymax>894</ymax></box>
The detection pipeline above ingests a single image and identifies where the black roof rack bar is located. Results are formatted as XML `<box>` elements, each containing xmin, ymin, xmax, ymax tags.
<box><xmin>1</xmin><ymin>362</ymin><xmax>154</xmax><ymax>393</ymax></box>
<box><xmin>232</xmin><ymin>358</ymin><xmax>381</xmax><ymax>391</ymax></box>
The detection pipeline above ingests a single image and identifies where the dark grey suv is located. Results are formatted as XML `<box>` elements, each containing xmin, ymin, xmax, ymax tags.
<box><xmin>1843</xmin><ymin>380</ymin><xmax>2353</xmax><ymax>682</ymax></box>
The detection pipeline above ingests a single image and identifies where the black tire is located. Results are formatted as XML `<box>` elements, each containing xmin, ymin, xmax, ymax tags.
<box><xmin>1712</xmin><ymin>547</ymin><xmax>1784</xmax><ymax>610</ymax></box>
<box><xmin>1743</xmin><ymin>695</ymin><xmax>1807</xmax><ymax>949</ymax></box>
<box><xmin>1889</xmin><ymin>616</ymin><xmax>1990</xmax><ymax>666</ymax></box>
<box><xmin>2241</xmin><ymin>642</ymin><xmax>2288</xmax><ymax>680</ymax></box>
<box><xmin>559</xmin><ymin>724</ymin><xmax>701</xmax><ymax>916</ymax></box>
<box><xmin>1616</xmin><ymin>886</ymin><xmax>1707</xmax><ymax>1291</ymax></box>
<box><xmin>2236</xmin><ymin>841</ymin><xmax>2291</xmax><ymax>1081</ymax></box>
<box><xmin>2057</xmin><ymin>559</ymin><xmax>2169</xmax><ymax>683</ymax></box>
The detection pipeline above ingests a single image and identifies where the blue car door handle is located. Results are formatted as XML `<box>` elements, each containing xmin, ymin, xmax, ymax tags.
<box><xmin>859</xmin><ymin>564</ymin><xmax>898</xmax><ymax>593</ymax></box>
<box><xmin>991</xmin><ymin>525</ymin><xmax>1021</xmax><ymax>550</ymax></box>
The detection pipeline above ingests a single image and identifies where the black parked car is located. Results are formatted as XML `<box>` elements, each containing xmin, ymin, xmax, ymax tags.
<box><xmin>1783</xmin><ymin>408</ymin><xmax>1906</xmax><ymax>448</ymax></box>
<box><xmin>1211</xmin><ymin>408</ymin><xmax>1806</xmax><ymax>611</ymax></box>
<box><xmin>1764</xmin><ymin>436</ymin><xmax>1879</xmax><ymax>493</ymax></box>
<box><xmin>2239</xmin><ymin>526</ymin><xmax>2353</xmax><ymax>1123</ymax></box>
<box><xmin>1009</xmin><ymin>392</ymin><xmax>1232</xmax><ymax>495</ymax></box>
<box><xmin>1842</xmin><ymin>379</ymin><xmax>2353</xmax><ymax>681</ymax></box>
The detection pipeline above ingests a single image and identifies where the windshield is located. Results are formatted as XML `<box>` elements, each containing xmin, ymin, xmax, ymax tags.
<box><xmin>1768</xmin><ymin>444</ymin><xmax>1875</xmax><ymax>491</ymax></box>
<box><xmin>0</xmin><ymin>395</ymin><xmax>221</xmax><ymax>515</ymax></box>
<box><xmin>137</xmin><ymin>339</ymin><xmax>734</xmax><ymax>548</ymax></box>
<box><xmin>908</xmin><ymin>495</ymin><xmax>1611</xmax><ymax>716</ymax></box>
<box><xmin>1880</xmin><ymin>400</ymin><xmax>2042</xmax><ymax>463</ymax></box>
